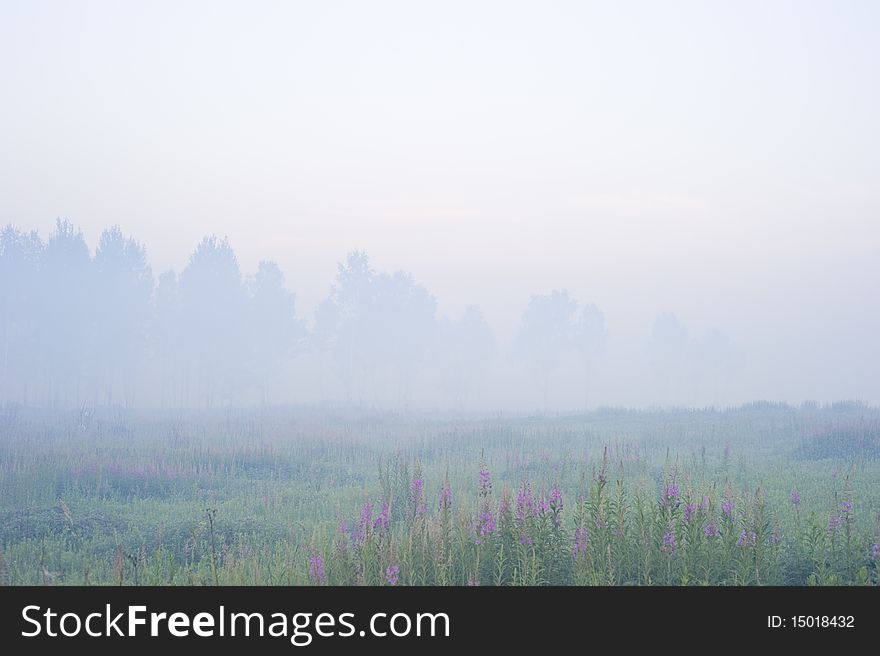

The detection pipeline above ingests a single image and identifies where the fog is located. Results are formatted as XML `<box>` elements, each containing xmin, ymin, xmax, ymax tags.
<box><xmin>1</xmin><ymin>1</ymin><xmax>878</xmax><ymax>410</ymax></box>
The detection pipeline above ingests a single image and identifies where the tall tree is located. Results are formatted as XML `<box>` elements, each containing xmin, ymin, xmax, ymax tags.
<box><xmin>515</xmin><ymin>289</ymin><xmax>578</xmax><ymax>412</ymax></box>
<box><xmin>315</xmin><ymin>251</ymin><xmax>375</xmax><ymax>403</ymax></box>
<box><xmin>648</xmin><ymin>313</ymin><xmax>691</xmax><ymax>406</ymax></box>
<box><xmin>315</xmin><ymin>252</ymin><xmax>438</xmax><ymax>406</ymax></box>
<box><xmin>693</xmin><ymin>329</ymin><xmax>744</xmax><ymax>406</ymax></box>
<box><xmin>247</xmin><ymin>260</ymin><xmax>302</xmax><ymax>404</ymax></box>
<box><xmin>367</xmin><ymin>270</ymin><xmax>437</xmax><ymax>404</ymax></box>
<box><xmin>434</xmin><ymin>306</ymin><xmax>496</xmax><ymax>407</ymax></box>
<box><xmin>39</xmin><ymin>219</ymin><xmax>93</xmax><ymax>408</ymax></box>
<box><xmin>177</xmin><ymin>236</ymin><xmax>248</xmax><ymax>408</ymax></box>
<box><xmin>573</xmin><ymin>303</ymin><xmax>606</xmax><ymax>410</ymax></box>
<box><xmin>92</xmin><ymin>226</ymin><xmax>153</xmax><ymax>406</ymax></box>
<box><xmin>0</xmin><ymin>225</ymin><xmax>44</xmax><ymax>404</ymax></box>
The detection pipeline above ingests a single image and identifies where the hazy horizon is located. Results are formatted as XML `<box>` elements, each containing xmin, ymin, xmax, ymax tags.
<box><xmin>2</xmin><ymin>1</ymin><xmax>878</xmax><ymax>408</ymax></box>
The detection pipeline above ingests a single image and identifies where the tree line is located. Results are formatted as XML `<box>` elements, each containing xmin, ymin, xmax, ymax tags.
<box><xmin>0</xmin><ymin>220</ymin><xmax>742</xmax><ymax>410</ymax></box>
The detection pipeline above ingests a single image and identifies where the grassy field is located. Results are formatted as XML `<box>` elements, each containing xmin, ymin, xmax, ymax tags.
<box><xmin>1</xmin><ymin>403</ymin><xmax>879</xmax><ymax>586</ymax></box>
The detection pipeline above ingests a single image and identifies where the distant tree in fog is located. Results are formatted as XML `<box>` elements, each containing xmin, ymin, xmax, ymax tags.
<box><xmin>515</xmin><ymin>289</ymin><xmax>578</xmax><ymax>411</ymax></box>
<box><xmin>2</xmin><ymin>220</ymin><xmax>155</xmax><ymax>408</ymax></box>
<box><xmin>0</xmin><ymin>225</ymin><xmax>44</xmax><ymax>403</ymax></box>
<box><xmin>368</xmin><ymin>270</ymin><xmax>437</xmax><ymax>404</ymax></box>
<box><xmin>693</xmin><ymin>329</ymin><xmax>745</xmax><ymax>405</ymax></box>
<box><xmin>247</xmin><ymin>260</ymin><xmax>303</xmax><ymax>403</ymax></box>
<box><xmin>177</xmin><ymin>236</ymin><xmax>248</xmax><ymax>407</ymax></box>
<box><xmin>649</xmin><ymin>314</ymin><xmax>745</xmax><ymax>406</ymax></box>
<box><xmin>434</xmin><ymin>306</ymin><xmax>496</xmax><ymax>406</ymax></box>
<box><xmin>92</xmin><ymin>226</ymin><xmax>153</xmax><ymax>406</ymax></box>
<box><xmin>573</xmin><ymin>303</ymin><xmax>606</xmax><ymax>409</ymax></box>
<box><xmin>315</xmin><ymin>251</ymin><xmax>375</xmax><ymax>402</ymax></box>
<box><xmin>40</xmin><ymin>219</ymin><xmax>94</xmax><ymax>407</ymax></box>
<box><xmin>316</xmin><ymin>251</ymin><xmax>437</xmax><ymax>405</ymax></box>
<box><xmin>648</xmin><ymin>313</ymin><xmax>691</xmax><ymax>406</ymax></box>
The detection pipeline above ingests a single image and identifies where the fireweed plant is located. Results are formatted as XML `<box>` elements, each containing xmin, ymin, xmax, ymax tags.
<box><xmin>1</xmin><ymin>405</ymin><xmax>879</xmax><ymax>586</ymax></box>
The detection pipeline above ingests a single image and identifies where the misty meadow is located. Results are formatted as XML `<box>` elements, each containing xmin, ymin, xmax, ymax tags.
<box><xmin>1</xmin><ymin>221</ymin><xmax>879</xmax><ymax>586</ymax></box>
<box><xmin>1</xmin><ymin>404</ymin><xmax>880</xmax><ymax>586</ymax></box>
<box><xmin>2</xmin><ymin>3</ymin><xmax>880</xmax><ymax>591</ymax></box>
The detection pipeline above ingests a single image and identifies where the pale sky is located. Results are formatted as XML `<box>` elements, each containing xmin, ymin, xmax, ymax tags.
<box><xmin>1</xmin><ymin>0</ymin><xmax>878</xmax><ymax>403</ymax></box>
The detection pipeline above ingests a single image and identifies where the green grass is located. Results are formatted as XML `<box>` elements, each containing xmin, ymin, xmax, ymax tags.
<box><xmin>1</xmin><ymin>403</ymin><xmax>878</xmax><ymax>585</ymax></box>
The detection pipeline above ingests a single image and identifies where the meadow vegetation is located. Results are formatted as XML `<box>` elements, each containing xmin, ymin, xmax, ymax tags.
<box><xmin>1</xmin><ymin>403</ymin><xmax>878</xmax><ymax>586</ymax></box>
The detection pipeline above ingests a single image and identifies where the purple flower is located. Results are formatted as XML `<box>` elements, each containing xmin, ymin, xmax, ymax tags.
<box><xmin>410</xmin><ymin>477</ymin><xmax>426</xmax><ymax>516</ymax></box>
<box><xmin>721</xmin><ymin>500</ymin><xmax>734</xmax><ymax>518</ymax></box>
<box><xmin>661</xmin><ymin>531</ymin><xmax>677</xmax><ymax>554</ymax></box>
<box><xmin>438</xmin><ymin>481</ymin><xmax>452</xmax><ymax>511</ymax></box>
<box><xmin>549</xmin><ymin>484</ymin><xmax>563</xmax><ymax>511</ymax></box>
<box><xmin>352</xmin><ymin>502</ymin><xmax>373</xmax><ymax>546</ymax></box>
<box><xmin>385</xmin><ymin>564</ymin><xmax>399</xmax><ymax>586</ymax></box>
<box><xmin>704</xmin><ymin>522</ymin><xmax>719</xmax><ymax>538</ymax></box>
<box><xmin>536</xmin><ymin>494</ymin><xmax>550</xmax><ymax>516</ymax></box>
<box><xmin>544</xmin><ymin>485</ymin><xmax>563</xmax><ymax>528</ymax></box>
<box><xmin>683</xmin><ymin>503</ymin><xmax>697</xmax><ymax>524</ymax></box>
<box><xmin>515</xmin><ymin>482</ymin><xmax>538</xmax><ymax>545</ymax></box>
<box><xmin>840</xmin><ymin>501</ymin><xmax>853</xmax><ymax>515</ymax></box>
<box><xmin>828</xmin><ymin>515</ymin><xmax>842</xmax><ymax>533</ymax></box>
<box><xmin>737</xmin><ymin>531</ymin><xmax>757</xmax><ymax>548</ymax></box>
<box><xmin>662</xmin><ymin>483</ymin><xmax>680</xmax><ymax>507</ymax></box>
<box><xmin>790</xmin><ymin>489</ymin><xmax>801</xmax><ymax>506</ymax></box>
<box><xmin>498</xmin><ymin>489</ymin><xmax>512</xmax><ymax>518</ymax></box>
<box><xmin>572</xmin><ymin>526</ymin><xmax>588</xmax><ymax>559</ymax></box>
<box><xmin>308</xmin><ymin>555</ymin><xmax>326</xmax><ymax>585</ymax></box>
<box><xmin>515</xmin><ymin>483</ymin><xmax>536</xmax><ymax>527</ymax></box>
<box><xmin>474</xmin><ymin>509</ymin><xmax>497</xmax><ymax>545</ymax></box>
<box><xmin>479</xmin><ymin>467</ymin><xmax>492</xmax><ymax>498</ymax></box>
<box><xmin>373</xmin><ymin>501</ymin><xmax>390</xmax><ymax>533</ymax></box>
<box><xmin>872</xmin><ymin>544</ymin><xmax>880</xmax><ymax>560</ymax></box>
